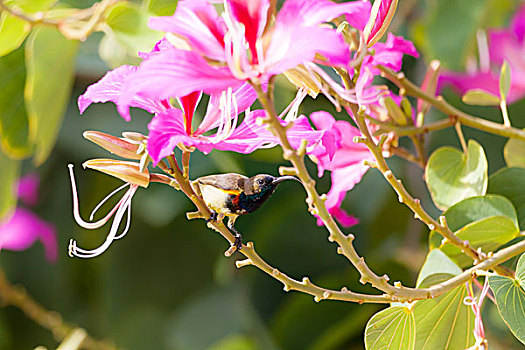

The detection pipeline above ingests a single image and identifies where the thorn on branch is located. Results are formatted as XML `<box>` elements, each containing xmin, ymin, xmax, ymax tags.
<box><xmin>235</xmin><ymin>259</ymin><xmax>253</xmax><ymax>268</ymax></box>
<box><xmin>186</xmin><ymin>211</ymin><xmax>204</xmax><ymax>220</ymax></box>
<box><xmin>279</xmin><ymin>166</ymin><xmax>298</xmax><ymax>176</ymax></box>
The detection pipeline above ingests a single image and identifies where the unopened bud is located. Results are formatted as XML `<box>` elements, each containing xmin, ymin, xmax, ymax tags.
<box><xmin>83</xmin><ymin>159</ymin><xmax>150</xmax><ymax>188</ymax></box>
<box><xmin>381</xmin><ymin>96</ymin><xmax>407</xmax><ymax>126</ymax></box>
<box><xmin>83</xmin><ymin>131</ymin><xmax>142</xmax><ymax>160</ymax></box>
<box><xmin>363</xmin><ymin>0</ymin><xmax>399</xmax><ymax>48</ymax></box>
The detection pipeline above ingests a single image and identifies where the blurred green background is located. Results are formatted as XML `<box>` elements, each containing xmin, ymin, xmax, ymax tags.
<box><xmin>1</xmin><ymin>0</ymin><xmax>525</xmax><ymax>349</ymax></box>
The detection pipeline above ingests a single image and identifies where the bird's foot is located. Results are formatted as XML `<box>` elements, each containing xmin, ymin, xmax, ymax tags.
<box><xmin>206</xmin><ymin>210</ymin><xmax>218</xmax><ymax>223</ymax></box>
<box><xmin>233</xmin><ymin>233</ymin><xmax>243</xmax><ymax>252</ymax></box>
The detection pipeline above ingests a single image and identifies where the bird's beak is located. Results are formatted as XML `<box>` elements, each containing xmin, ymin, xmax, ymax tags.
<box><xmin>272</xmin><ymin>176</ymin><xmax>300</xmax><ymax>185</ymax></box>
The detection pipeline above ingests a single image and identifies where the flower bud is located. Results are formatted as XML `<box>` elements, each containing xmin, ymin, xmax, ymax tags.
<box><xmin>83</xmin><ymin>131</ymin><xmax>142</xmax><ymax>160</ymax></box>
<box><xmin>284</xmin><ymin>65</ymin><xmax>321</xmax><ymax>98</ymax></box>
<box><xmin>363</xmin><ymin>0</ymin><xmax>398</xmax><ymax>47</ymax></box>
<box><xmin>417</xmin><ymin>60</ymin><xmax>441</xmax><ymax>116</ymax></box>
<box><xmin>83</xmin><ymin>159</ymin><xmax>150</xmax><ymax>188</ymax></box>
<box><xmin>381</xmin><ymin>96</ymin><xmax>407</xmax><ymax>126</ymax></box>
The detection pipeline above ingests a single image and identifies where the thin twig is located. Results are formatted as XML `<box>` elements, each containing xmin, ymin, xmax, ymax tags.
<box><xmin>0</xmin><ymin>270</ymin><xmax>114</xmax><ymax>350</ymax></box>
<box><xmin>378</xmin><ymin>65</ymin><xmax>525</xmax><ymax>141</ymax></box>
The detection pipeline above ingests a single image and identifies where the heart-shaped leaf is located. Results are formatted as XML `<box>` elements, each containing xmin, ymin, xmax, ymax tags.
<box><xmin>0</xmin><ymin>47</ymin><xmax>32</xmax><ymax>158</ymax></box>
<box><xmin>25</xmin><ymin>26</ymin><xmax>78</xmax><ymax>165</ymax></box>
<box><xmin>440</xmin><ymin>216</ymin><xmax>519</xmax><ymax>267</ymax></box>
<box><xmin>504</xmin><ymin>136</ymin><xmax>525</xmax><ymax>169</ymax></box>
<box><xmin>0</xmin><ymin>151</ymin><xmax>21</xmax><ymax>220</ymax></box>
<box><xmin>106</xmin><ymin>2</ymin><xmax>164</xmax><ymax>55</ymax></box>
<box><xmin>416</xmin><ymin>249</ymin><xmax>462</xmax><ymax>288</ymax></box>
<box><xmin>488</xmin><ymin>168</ymin><xmax>525</xmax><ymax>230</ymax></box>
<box><xmin>444</xmin><ymin>195</ymin><xmax>519</xmax><ymax>231</ymax></box>
<box><xmin>0</xmin><ymin>13</ymin><xmax>31</xmax><ymax>57</ymax></box>
<box><xmin>488</xmin><ymin>252</ymin><xmax>525</xmax><ymax>345</ymax></box>
<box><xmin>365</xmin><ymin>306</ymin><xmax>415</xmax><ymax>350</ymax></box>
<box><xmin>425</xmin><ymin>140</ymin><xmax>487</xmax><ymax>210</ymax></box>
<box><xmin>413</xmin><ymin>285</ymin><xmax>475</xmax><ymax>349</ymax></box>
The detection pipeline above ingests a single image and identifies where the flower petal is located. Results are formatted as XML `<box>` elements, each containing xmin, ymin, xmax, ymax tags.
<box><xmin>277</xmin><ymin>0</ymin><xmax>371</xmax><ymax>30</ymax></box>
<box><xmin>226</xmin><ymin>0</ymin><xmax>269</xmax><ymax>63</ymax></box>
<box><xmin>78</xmin><ymin>65</ymin><xmax>167</xmax><ymax>121</ymax></box>
<box><xmin>147</xmin><ymin>108</ymin><xmax>188</xmax><ymax>164</ymax></box>
<box><xmin>119</xmin><ymin>48</ymin><xmax>243</xmax><ymax>117</ymax></box>
<box><xmin>0</xmin><ymin>208</ymin><xmax>57</xmax><ymax>262</ymax></box>
<box><xmin>149</xmin><ymin>0</ymin><xmax>226</xmax><ymax>60</ymax></box>
<box><xmin>17</xmin><ymin>173</ymin><xmax>39</xmax><ymax>207</ymax></box>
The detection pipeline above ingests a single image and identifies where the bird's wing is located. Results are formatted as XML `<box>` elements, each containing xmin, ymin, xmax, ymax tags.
<box><xmin>197</xmin><ymin>173</ymin><xmax>248</xmax><ymax>193</ymax></box>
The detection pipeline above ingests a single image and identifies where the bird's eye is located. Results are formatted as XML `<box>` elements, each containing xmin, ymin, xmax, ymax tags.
<box><xmin>257</xmin><ymin>179</ymin><xmax>264</xmax><ymax>185</ymax></box>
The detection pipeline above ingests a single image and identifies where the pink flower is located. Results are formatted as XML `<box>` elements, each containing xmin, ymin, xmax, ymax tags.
<box><xmin>356</xmin><ymin>33</ymin><xmax>419</xmax><ymax>106</ymax></box>
<box><xmin>309</xmin><ymin>111</ymin><xmax>376</xmax><ymax>227</ymax></box>
<box><xmin>117</xmin><ymin>0</ymin><xmax>371</xmax><ymax>110</ymax></box>
<box><xmin>0</xmin><ymin>208</ymin><xmax>57</xmax><ymax>262</ymax></box>
<box><xmin>147</xmin><ymin>88</ymin><xmax>324</xmax><ymax>164</ymax></box>
<box><xmin>0</xmin><ymin>175</ymin><xmax>57</xmax><ymax>262</ymax></box>
<box><xmin>79</xmin><ymin>60</ymin><xmax>323</xmax><ymax>164</ymax></box>
<box><xmin>17</xmin><ymin>173</ymin><xmax>39</xmax><ymax>207</ymax></box>
<box><xmin>439</xmin><ymin>4</ymin><xmax>525</xmax><ymax>103</ymax></box>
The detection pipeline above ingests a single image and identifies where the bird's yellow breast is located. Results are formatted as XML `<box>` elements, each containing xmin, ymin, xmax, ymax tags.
<box><xmin>199</xmin><ymin>184</ymin><xmax>239</xmax><ymax>215</ymax></box>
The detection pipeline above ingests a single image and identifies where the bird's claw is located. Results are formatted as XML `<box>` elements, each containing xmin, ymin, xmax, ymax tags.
<box><xmin>233</xmin><ymin>234</ymin><xmax>243</xmax><ymax>252</ymax></box>
<box><xmin>206</xmin><ymin>211</ymin><xmax>218</xmax><ymax>223</ymax></box>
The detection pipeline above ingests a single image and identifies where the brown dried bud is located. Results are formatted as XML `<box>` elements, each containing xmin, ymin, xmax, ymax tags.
<box><xmin>83</xmin><ymin>131</ymin><xmax>142</xmax><ymax>160</ymax></box>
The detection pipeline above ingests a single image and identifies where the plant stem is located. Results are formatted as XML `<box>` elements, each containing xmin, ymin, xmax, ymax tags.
<box><xmin>378</xmin><ymin>65</ymin><xmax>525</xmax><ymax>141</ymax></box>
<box><xmin>159</xmin><ymin>153</ymin><xmax>393</xmax><ymax>303</ymax></box>
<box><xmin>369</xmin><ymin>116</ymin><xmax>456</xmax><ymax>137</ymax></box>
<box><xmin>500</xmin><ymin>99</ymin><xmax>511</xmax><ymax>127</ymax></box>
<box><xmin>0</xmin><ymin>270</ymin><xmax>114</xmax><ymax>350</ymax></box>
<box><xmin>455</xmin><ymin>122</ymin><xmax>468</xmax><ymax>154</ymax></box>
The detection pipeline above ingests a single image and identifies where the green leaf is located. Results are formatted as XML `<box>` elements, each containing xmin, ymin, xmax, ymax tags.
<box><xmin>488</xmin><ymin>252</ymin><xmax>525</xmax><ymax>345</ymax></box>
<box><xmin>444</xmin><ymin>195</ymin><xmax>519</xmax><ymax>231</ymax></box>
<box><xmin>364</xmin><ymin>306</ymin><xmax>415</xmax><ymax>350</ymax></box>
<box><xmin>411</xmin><ymin>0</ymin><xmax>487</xmax><ymax>70</ymax></box>
<box><xmin>144</xmin><ymin>0</ymin><xmax>178</xmax><ymax>16</ymax></box>
<box><xmin>208</xmin><ymin>335</ymin><xmax>258</xmax><ymax>350</ymax></box>
<box><xmin>0</xmin><ymin>13</ymin><xmax>31</xmax><ymax>57</ymax></box>
<box><xmin>499</xmin><ymin>60</ymin><xmax>511</xmax><ymax>100</ymax></box>
<box><xmin>461</xmin><ymin>89</ymin><xmax>500</xmax><ymax>106</ymax></box>
<box><xmin>0</xmin><ymin>46</ymin><xmax>32</xmax><ymax>158</ymax></box>
<box><xmin>416</xmin><ymin>249</ymin><xmax>462</xmax><ymax>288</ymax></box>
<box><xmin>106</xmin><ymin>2</ymin><xmax>164</xmax><ymax>55</ymax></box>
<box><xmin>504</xmin><ymin>136</ymin><xmax>525</xmax><ymax>169</ymax></box>
<box><xmin>5</xmin><ymin>0</ymin><xmax>58</xmax><ymax>13</ymax></box>
<box><xmin>25</xmin><ymin>26</ymin><xmax>78</xmax><ymax>165</ymax></box>
<box><xmin>413</xmin><ymin>285</ymin><xmax>475</xmax><ymax>349</ymax></box>
<box><xmin>440</xmin><ymin>216</ymin><xmax>519</xmax><ymax>267</ymax></box>
<box><xmin>0</xmin><ymin>151</ymin><xmax>20</xmax><ymax>220</ymax></box>
<box><xmin>488</xmin><ymin>167</ymin><xmax>525</xmax><ymax>230</ymax></box>
<box><xmin>425</xmin><ymin>140</ymin><xmax>488</xmax><ymax>210</ymax></box>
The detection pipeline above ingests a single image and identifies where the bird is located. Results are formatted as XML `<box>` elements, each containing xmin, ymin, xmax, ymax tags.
<box><xmin>195</xmin><ymin>173</ymin><xmax>299</xmax><ymax>251</ymax></box>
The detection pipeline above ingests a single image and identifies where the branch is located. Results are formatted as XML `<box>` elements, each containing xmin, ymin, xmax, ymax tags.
<box><xmin>157</xmin><ymin>154</ymin><xmax>393</xmax><ymax>304</ymax></box>
<box><xmin>378</xmin><ymin>65</ymin><xmax>525</xmax><ymax>141</ymax></box>
<box><xmin>0</xmin><ymin>270</ymin><xmax>114</xmax><ymax>350</ymax></box>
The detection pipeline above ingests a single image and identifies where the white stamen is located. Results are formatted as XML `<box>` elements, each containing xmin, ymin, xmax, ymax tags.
<box><xmin>114</xmin><ymin>199</ymin><xmax>132</xmax><ymax>240</ymax></box>
<box><xmin>69</xmin><ymin>185</ymin><xmax>137</xmax><ymax>258</ymax></box>
<box><xmin>69</xmin><ymin>164</ymin><xmax>124</xmax><ymax>229</ymax></box>
<box><xmin>89</xmin><ymin>183</ymin><xmax>130</xmax><ymax>221</ymax></box>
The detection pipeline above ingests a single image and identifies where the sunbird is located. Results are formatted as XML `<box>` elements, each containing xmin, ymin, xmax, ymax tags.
<box><xmin>196</xmin><ymin>173</ymin><xmax>299</xmax><ymax>250</ymax></box>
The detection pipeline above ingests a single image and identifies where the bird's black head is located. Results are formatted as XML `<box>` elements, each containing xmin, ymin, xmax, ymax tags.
<box><xmin>249</xmin><ymin>174</ymin><xmax>298</xmax><ymax>194</ymax></box>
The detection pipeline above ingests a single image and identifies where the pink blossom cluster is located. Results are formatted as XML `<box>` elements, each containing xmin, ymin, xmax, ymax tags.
<box><xmin>77</xmin><ymin>0</ymin><xmax>417</xmax><ymax>235</ymax></box>
<box><xmin>439</xmin><ymin>4</ymin><xmax>525</xmax><ymax>103</ymax></box>
<box><xmin>0</xmin><ymin>175</ymin><xmax>57</xmax><ymax>262</ymax></box>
